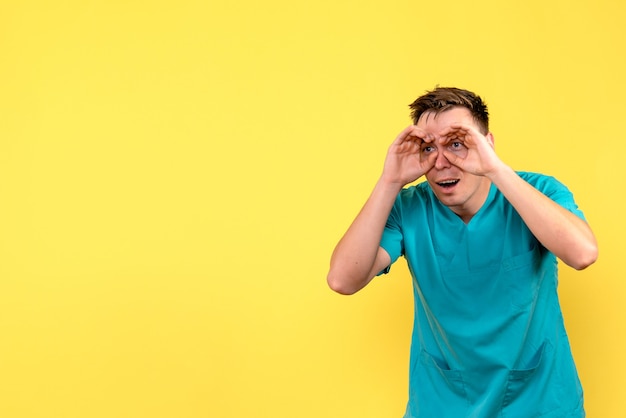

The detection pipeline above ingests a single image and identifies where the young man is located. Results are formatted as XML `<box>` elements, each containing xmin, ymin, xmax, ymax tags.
<box><xmin>327</xmin><ymin>87</ymin><xmax>598</xmax><ymax>417</ymax></box>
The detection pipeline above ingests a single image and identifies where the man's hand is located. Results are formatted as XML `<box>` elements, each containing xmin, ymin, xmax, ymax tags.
<box><xmin>329</xmin><ymin>126</ymin><xmax>436</xmax><ymax>295</ymax></box>
<box><xmin>382</xmin><ymin>125</ymin><xmax>438</xmax><ymax>186</ymax></box>
<box><xmin>438</xmin><ymin>124</ymin><xmax>503</xmax><ymax>178</ymax></box>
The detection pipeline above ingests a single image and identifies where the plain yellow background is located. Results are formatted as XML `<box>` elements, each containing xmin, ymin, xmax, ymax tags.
<box><xmin>1</xmin><ymin>0</ymin><xmax>624</xmax><ymax>417</ymax></box>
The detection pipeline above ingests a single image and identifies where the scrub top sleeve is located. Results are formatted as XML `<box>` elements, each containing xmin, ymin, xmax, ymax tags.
<box><xmin>540</xmin><ymin>175</ymin><xmax>587</xmax><ymax>221</ymax></box>
<box><xmin>377</xmin><ymin>202</ymin><xmax>404</xmax><ymax>276</ymax></box>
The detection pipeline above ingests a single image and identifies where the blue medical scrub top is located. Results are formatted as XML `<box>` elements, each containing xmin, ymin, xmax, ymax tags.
<box><xmin>380</xmin><ymin>172</ymin><xmax>586</xmax><ymax>418</ymax></box>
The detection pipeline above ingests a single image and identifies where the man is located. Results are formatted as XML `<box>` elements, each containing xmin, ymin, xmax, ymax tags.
<box><xmin>327</xmin><ymin>87</ymin><xmax>598</xmax><ymax>417</ymax></box>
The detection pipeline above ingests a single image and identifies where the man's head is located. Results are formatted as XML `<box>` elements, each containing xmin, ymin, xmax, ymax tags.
<box><xmin>409</xmin><ymin>87</ymin><xmax>489</xmax><ymax>134</ymax></box>
<box><xmin>409</xmin><ymin>87</ymin><xmax>493</xmax><ymax>222</ymax></box>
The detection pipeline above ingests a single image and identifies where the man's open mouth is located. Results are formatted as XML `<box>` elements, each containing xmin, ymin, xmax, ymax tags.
<box><xmin>436</xmin><ymin>179</ymin><xmax>459</xmax><ymax>189</ymax></box>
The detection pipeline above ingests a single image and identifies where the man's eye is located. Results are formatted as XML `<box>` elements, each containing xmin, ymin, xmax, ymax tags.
<box><xmin>451</xmin><ymin>141</ymin><xmax>463</xmax><ymax>148</ymax></box>
<box><xmin>421</xmin><ymin>145</ymin><xmax>435</xmax><ymax>153</ymax></box>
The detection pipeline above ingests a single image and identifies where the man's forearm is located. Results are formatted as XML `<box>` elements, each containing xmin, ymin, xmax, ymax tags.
<box><xmin>327</xmin><ymin>179</ymin><xmax>401</xmax><ymax>294</ymax></box>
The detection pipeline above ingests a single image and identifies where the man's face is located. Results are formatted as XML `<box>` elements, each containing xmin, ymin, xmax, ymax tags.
<box><xmin>416</xmin><ymin>107</ymin><xmax>492</xmax><ymax>221</ymax></box>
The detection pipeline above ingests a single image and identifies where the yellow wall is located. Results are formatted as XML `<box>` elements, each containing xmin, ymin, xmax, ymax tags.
<box><xmin>1</xmin><ymin>0</ymin><xmax>624</xmax><ymax>416</ymax></box>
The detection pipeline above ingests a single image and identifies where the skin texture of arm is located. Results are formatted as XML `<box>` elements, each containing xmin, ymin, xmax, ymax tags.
<box><xmin>326</xmin><ymin>181</ymin><xmax>397</xmax><ymax>295</ymax></box>
<box><xmin>327</xmin><ymin>126</ymin><xmax>437</xmax><ymax>295</ymax></box>
<box><xmin>487</xmin><ymin>165</ymin><xmax>598</xmax><ymax>269</ymax></box>
<box><xmin>440</xmin><ymin>123</ymin><xmax>598</xmax><ymax>270</ymax></box>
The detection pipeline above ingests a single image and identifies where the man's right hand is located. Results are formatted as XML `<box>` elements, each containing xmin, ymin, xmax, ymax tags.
<box><xmin>381</xmin><ymin>125</ymin><xmax>437</xmax><ymax>186</ymax></box>
<box><xmin>328</xmin><ymin>126</ymin><xmax>436</xmax><ymax>295</ymax></box>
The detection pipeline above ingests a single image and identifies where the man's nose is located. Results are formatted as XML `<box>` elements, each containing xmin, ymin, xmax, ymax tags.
<box><xmin>434</xmin><ymin>149</ymin><xmax>450</xmax><ymax>169</ymax></box>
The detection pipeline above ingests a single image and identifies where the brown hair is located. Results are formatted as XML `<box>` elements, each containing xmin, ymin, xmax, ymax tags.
<box><xmin>409</xmin><ymin>87</ymin><xmax>489</xmax><ymax>134</ymax></box>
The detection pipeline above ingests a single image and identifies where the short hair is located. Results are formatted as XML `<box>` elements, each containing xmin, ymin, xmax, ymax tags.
<box><xmin>409</xmin><ymin>87</ymin><xmax>489</xmax><ymax>134</ymax></box>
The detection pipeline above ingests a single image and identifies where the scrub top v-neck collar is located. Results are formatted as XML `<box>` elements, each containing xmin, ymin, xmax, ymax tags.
<box><xmin>431</xmin><ymin>182</ymin><xmax>498</xmax><ymax>230</ymax></box>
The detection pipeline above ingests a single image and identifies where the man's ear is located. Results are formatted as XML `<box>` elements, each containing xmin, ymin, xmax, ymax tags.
<box><xmin>486</xmin><ymin>132</ymin><xmax>495</xmax><ymax>148</ymax></box>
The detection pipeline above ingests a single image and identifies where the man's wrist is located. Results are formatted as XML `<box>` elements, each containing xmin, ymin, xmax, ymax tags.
<box><xmin>377</xmin><ymin>176</ymin><xmax>406</xmax><ymax>194</ymax></box>
<box><xmin>485</xmin><ymin>162</ymin><xmax>516</xmax><ymax>184</ymax></box>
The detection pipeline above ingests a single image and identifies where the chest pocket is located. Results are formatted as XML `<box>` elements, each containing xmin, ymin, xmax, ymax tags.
<box><xmin>502</xmin><ymin>245</ymin><xmax>543</xmax><ymax>310</ymax></box>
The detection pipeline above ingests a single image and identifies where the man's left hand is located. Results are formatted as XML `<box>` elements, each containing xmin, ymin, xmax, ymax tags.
<box><xmin>438</xmin><ymin>124</ymin><xmax>502</xmax><ymax>177</ymax></box>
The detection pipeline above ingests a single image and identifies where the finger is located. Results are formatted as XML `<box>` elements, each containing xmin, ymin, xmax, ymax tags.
<box><xmin>441</xmin><ymin>149</ymin><xmax>463</xmax><ymax>168</ymax></box>
<box><xmin>446</xmin><ymin>123</ymin><xmax>473</xmax><ymax>132</ymax></box>
<box><xmin>409</xmin><ymin>125</ymin><xmax>428</xmax><ymax>136</ymax></box>
<box><xmin>440</xmin><ymin>127</ymin><xmax>482</xmax><ymax>148</ymax></box>
<box><xmin>422</xmin><ymin>153</ymin><xmax>438</xmax><ymax>176</ymax></box>
<box><xmin>391</xmin><ymin>125</ymin><xmax>418</xmax><ymax>146</ymax></box>
<box><xmin>423</xmin><ymin>150</ymin><xmax>438</xmax><ymax>168</ymax></box>
<box><xmin>407</xmin><ymin>127</ymin><xmax>432</xmax><ymax>144</ymax></box>
<box><xmin>423</xmin><ymin>132</ymin><xmax>436</xmax><ymax>143</ymax></box>
<box><xmin>438</xmin><ymin>124</ymin><xmax>469</xmax><ymax>139</ymax></box>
